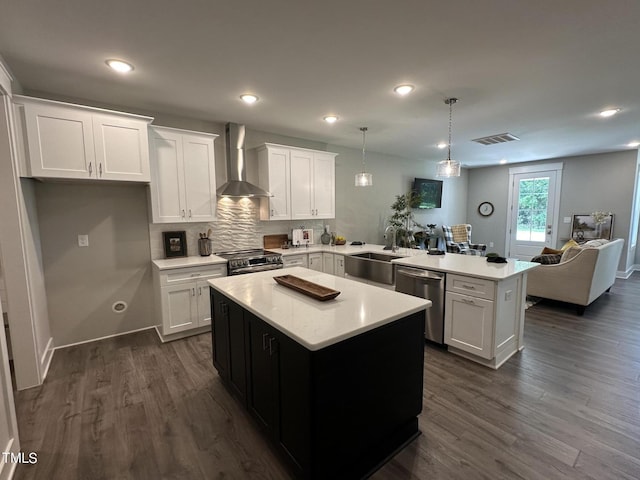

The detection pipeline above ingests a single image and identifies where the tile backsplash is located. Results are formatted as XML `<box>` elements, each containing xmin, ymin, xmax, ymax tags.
<box><xmin>149</xmin><ymin>198</ymin><xmax>331</xmax><ymax>259</ymax></box>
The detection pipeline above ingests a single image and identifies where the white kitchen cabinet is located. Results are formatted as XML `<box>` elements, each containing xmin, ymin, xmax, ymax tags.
<box><xmin>149</xmin><ymin>126</ymin><xmax>218</xmax><ymax>223</ymax></box>
<box><xmin>153</xmin><ymin>263</ymin><xmax>226</xmax><ymax>340</ymax></box>
<box><xmin>282</xmin><ymin>254</ymin><xmax>308</xmax><ymax>268</ymax></box>
<box><xmin>334</xmin><ymin>254</ymin><xmax>345</xmax><ymax>277</ymax></box>
<box><xmin>258</xmin><ymin>143</ymin><xmax>336</xmax><ymax>220</ymax></box>
<box><xmin>16</xmin><ymin>95</ymin><xmax>152</xmax><ymax>181</ymax></box>
<box><xmin>322</xmin><ymin>253</ymin><xmax>335</xmax><ymax>275</ymax></box>
<box><xmin>443</xmin><ymin>273</ymin><xmax>520</xmax><ymax>367</ymax></box>
<box><xmin>308</xmin><ymin>252</ymin><xmax>323</xmax><ymax>272</ymax></box>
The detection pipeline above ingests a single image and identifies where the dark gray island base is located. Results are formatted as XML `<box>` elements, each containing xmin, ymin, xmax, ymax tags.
<box><xmin>211</xmin><ymin>288</ymin><xmax>425</xmax><ymax>479</ymax></box>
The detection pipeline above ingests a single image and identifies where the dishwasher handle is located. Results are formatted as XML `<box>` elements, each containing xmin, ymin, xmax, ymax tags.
<box><xmin>396</xmin><ymin>268</ymin><xmax>444</xmax><ymax>281</ymax></box>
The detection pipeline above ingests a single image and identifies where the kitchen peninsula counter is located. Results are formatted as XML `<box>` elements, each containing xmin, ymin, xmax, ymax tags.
<box><xmin>208</xmin><ymin>267</ymin><xmax>430</xmax><ymax>479</ymax></box>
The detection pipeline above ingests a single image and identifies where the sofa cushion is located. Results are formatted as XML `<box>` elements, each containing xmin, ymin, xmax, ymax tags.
<box><xmin>584</xmin><ymin>239</ymin><xmax>610</xmax><ymax>247</ymax></box>
<box><xmin>531</xmin><ymin>253</ymin><xmax>562</xmax><ymax>264</ymax></box>
<box><xmin>561</xmin><ymin>245</ymin><xmax>584</xmax><ymax>263</ymax></box>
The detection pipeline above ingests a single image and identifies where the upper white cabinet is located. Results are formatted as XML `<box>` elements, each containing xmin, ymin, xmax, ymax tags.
<box><xmin>148</xmin><ymin>126</ymin><xmax>218</xmax><ymax>223</ymax></box>
<box><xmin>15</xmin><ymin>96</ymin><xmax>152</xmax><ymax>181</ymax></box>
<box><xmin>258</xmin><ymin>143</ymin><xmax>336</xmax><ymax>221</ymax></box>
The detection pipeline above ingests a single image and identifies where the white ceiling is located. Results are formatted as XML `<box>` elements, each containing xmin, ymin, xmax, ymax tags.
<box><xmin>1</xmin><ymin>0</ymin><xmax>639</xmax><ymax>167</ymax></box>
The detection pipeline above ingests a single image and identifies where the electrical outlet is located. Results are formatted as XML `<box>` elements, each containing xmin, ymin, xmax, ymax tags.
<box><xmin>489</xmin><ymin>242</ymin><xmax>494</xmax><ymax>248</ymax></box>
<box><xmin>78</xmin><ymin>234</ymin><xmax>89</xmax><ymax>247</ymax></box>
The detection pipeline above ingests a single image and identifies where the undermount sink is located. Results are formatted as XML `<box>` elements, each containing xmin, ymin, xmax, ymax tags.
<box><xmin>345</xmin><ymin>251</ymin><xmax>404</xmax><ymax>285</ymax></box>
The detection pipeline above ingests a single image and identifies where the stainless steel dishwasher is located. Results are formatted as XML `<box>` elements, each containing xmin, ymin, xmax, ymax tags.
<box><xmin>395</xmin><ymin>266</ymin><xmax>445</xmax><ymax>344</ymax></box>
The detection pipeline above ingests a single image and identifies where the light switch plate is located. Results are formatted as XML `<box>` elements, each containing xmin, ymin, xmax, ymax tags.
<box><xmin>563</xmin><ymin>217</ymin><xmax>572</xmax><ymax>223</ymax></box>
<box><xmin>78</xmin><ymin>234</ymin><xmax>89</xmax><ymax>247</ymax></box>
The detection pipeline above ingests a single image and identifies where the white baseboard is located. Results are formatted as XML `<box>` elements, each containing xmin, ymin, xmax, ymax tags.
<box><xmin>39</xmin><ymin>336</ymin><xmax>54</xmax><ymax>382</ymax></box>
<box><xmin>154</xmin><ymin>325</ymin><xmax>211</xmax><ymax>343</ymax></box>
<box><xmin>617</xmin><ymin>265</ymin><xmax>638</xmax><ymax>279</ymax></box>
<box><xmin>54</xmin><ymin>326</ymin><xmax>156</xmax><ymax>351</ymax></box>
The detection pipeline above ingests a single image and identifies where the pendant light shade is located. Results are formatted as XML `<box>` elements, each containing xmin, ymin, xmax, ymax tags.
<box><xmin>355</xmin><ymin>127</ymin><xmax>373</xmax><ymax>186</ymax></box>
<box><xmin>436</xmin><ymin>97</ymin><xmax>461</xmax><ymax>178</ymax></box>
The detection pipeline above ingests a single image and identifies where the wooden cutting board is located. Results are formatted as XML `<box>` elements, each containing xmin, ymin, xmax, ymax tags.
<box><xmin>263</xmin><ymin>234</ymin><xmax>289</xmax><ymax>249</ymax></box>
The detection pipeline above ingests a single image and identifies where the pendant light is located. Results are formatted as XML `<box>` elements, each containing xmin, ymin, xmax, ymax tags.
<box><xmin>355</xmin><ymin>127</ymin><xmax>373</xmax><ymax>187</ymax></box>
<box><xmin>436</xmin><ymin>97</ymin><xmax>462</xmax><ymax>177</ymax></box>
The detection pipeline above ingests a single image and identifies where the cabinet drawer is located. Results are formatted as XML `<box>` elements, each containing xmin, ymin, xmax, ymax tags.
<box><xmin>159</xmin><ymin>264</ymin><xmax>226</xmax><ymax>286</ymax></box>
<box><xmin>446</xmin><ymin>274</ymin><xmax>495</xmax><ymax>300</ymax></box>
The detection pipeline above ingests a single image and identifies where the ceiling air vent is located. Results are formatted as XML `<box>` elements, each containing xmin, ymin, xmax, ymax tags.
<box><xmin>472</xmin><ymin>132</ymin><xmax>520</xmax><ymax>145</ymax></box>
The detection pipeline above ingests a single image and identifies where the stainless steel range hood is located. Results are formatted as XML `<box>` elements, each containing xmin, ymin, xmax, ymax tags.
<box><xmin>216</xmin><ymin>123</ymin><xmax>271</xmax><ymax>197</ymax></box>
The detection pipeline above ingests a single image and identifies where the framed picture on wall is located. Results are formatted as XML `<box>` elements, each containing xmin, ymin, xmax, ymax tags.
<box><xmin>163</xmin><ymin>231</ymin><xmax>187</xmax><ymax>258</ymax></box>
<box><xmin>571</xmin><ymin>213</ymin><xmax>614</xmax><ymax>242</ymax></box>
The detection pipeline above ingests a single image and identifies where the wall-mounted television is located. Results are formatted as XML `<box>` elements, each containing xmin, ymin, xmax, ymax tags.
<box><xmin>412</xmin><ymin>178</ymin><xmax>443</xmax><ymax>209</ymax></box>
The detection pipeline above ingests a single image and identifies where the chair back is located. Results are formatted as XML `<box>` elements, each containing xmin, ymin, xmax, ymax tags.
<box><xmin>442</xmin><ymin>224</ymin><xmax>472</xmax><ymax>252</ymax></box>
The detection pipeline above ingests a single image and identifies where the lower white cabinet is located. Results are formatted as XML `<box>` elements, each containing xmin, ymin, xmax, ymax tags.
<box><xmin>322</xmin><ymin>253</ymin><xmax>335</xmax><ymax>275</ymax></box>
<box><xmin>334</xmin><ymin>254</ymin><xmax>345</xmax><ymax>277</ymax></box>
<box><xmin>443</xmin><ymin>273</ymin><xmax>521</xmax><ymax>368</ymax></box>
<box><xmin>153</xmin><ymin>263</ymin><xmax>226</xmax><ymax>339</ymax></box>
<box><xmin>308</xmin><ymin>252</ymin><xmax>323</xmax><ymax>271</ymax></box>
<box><xmin>282</xmin><ymin>253</ymin><xmax>308</xmax><ymax>268</ymax></box>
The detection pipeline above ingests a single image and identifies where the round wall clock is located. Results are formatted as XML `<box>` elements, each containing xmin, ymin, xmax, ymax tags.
<box><xmin>478</xmin><ymin>201</ymin><xmax>494</xmax><ymax>217</ymax></box>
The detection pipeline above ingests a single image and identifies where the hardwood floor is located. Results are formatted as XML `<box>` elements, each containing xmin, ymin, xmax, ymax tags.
<box><xmin>14</xmin><ymin>273</ymin><xmax>640</xmax><ymax>479</ymax></box>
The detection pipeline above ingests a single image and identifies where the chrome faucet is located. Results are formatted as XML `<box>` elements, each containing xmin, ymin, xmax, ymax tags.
<box><xmin>384</xmin><ymin>225</ymin><xmax>398</xmax><ymax>252</ymax></box>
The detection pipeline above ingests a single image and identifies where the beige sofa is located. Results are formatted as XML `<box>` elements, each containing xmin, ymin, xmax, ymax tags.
<box><xmin>527</xmin><ymin>238</ymin><xmax>624</xmax><ymax>314</ymax></box>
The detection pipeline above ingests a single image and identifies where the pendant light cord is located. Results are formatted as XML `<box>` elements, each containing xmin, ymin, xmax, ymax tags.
<box><xmin>360</xmin><ymin>127</ymin><xmax>368</xmax><ymax>172</ymax></box>
<box><xmin>445</xmin><ymin>98</ymin><xmax>457</xmax><ymax>162</ymax></box>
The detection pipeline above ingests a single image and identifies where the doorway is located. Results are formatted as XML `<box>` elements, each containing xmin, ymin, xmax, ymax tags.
<box><xmin>506</xmin><ymin>163</ymin><xmax>563</xmax><ymax>260</ymax></box>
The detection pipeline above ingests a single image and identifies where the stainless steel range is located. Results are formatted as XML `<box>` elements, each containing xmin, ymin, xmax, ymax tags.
<box><xmin>216</xmin><ymin>249</ymin><xmax>283</xmax><ymax>275</ymax></box>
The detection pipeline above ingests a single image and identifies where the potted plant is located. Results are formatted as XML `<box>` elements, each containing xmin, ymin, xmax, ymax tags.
<box><xmin>388</xmin><ymin>191</ymin><xmax>428</xmax><ymax>248</ymax></box>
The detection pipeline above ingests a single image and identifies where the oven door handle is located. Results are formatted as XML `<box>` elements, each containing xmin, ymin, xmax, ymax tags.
<box><xmin>230</xmin><ymin>264</ymin><xmax>284</xmax><ymax>275</ymax></box>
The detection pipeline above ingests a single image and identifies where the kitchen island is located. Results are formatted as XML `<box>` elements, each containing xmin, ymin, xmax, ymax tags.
<box><xmin>393</xmin><ymin>254</ymin><xmax>539</xmax><ymax>368</ymax></box>
<box><xmin>208</xmin><ymin>267</ymin><xmax>430</xmax><ymax>479</ymax></box>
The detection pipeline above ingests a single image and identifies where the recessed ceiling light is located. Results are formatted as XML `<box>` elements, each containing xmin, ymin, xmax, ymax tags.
<box><xmin>394</xmin><ymin>84</ymin><xmax>414</xmax><ymax>96</ymax></box>
<box><xmin>323</xmin><ymin>115</ymin><xmax>338</xmax><ymax>124</ymax></box>
<box><xmin>627</xmin><ymin>141</ymin><xmax>640</xmax><ymax>148</ymax></box>
<box><xmin>436</xmin><ymin>142</ymin><xmax>447</xmax><ymax>149</ymax></box>
<box><xmin>105</xmin><ymin>59</ymin><xmax>134</xmax><ymax>73</ymax></box>
<box><xmin>500</xmin><ymin>159</ymin><xmax>508</xmax><ymax>164</ymax></box>
<box><xmin>599</xmin><ymin>108</ymin><xmax>621</xmax><ymax>117</ymax></box>
<box><xmin>240</xmin><ymin>94</ymin><xmax>259</xmax><ymax>104</ymax></box>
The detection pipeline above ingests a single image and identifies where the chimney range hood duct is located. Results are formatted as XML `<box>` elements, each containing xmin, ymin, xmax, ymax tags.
<box><xmin>216</xmin><ymin>122</ymin><xmax>271</xmax><ymax>197</ymax></box>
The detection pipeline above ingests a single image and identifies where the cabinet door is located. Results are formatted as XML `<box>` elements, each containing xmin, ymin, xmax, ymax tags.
<box><xmin>93</xmin><ymin>114</ymin><xmax>150</xmax><ymax>181</ymax></box>
<box><xmin>322</xmin><ymin>253</ymin><xmax>335</xmax><ymax>275</ymax></box>
<box><xmin>196</xmin><ymin>282</ymin><xmax>212</xmax><ymax>327</ymax></box>
<box><xmin>262</xmin><ymin>147</ymin><xmax>291</xmax><ymax>220</ymax></box>
<box><xmin>444</xmin><ymin>292</ymin><xmax>495</xmax><ymax>359</ymax></box>
<box><xmin>161</xmin><ymin>282</ymin><xmax>198</xmax><ymax>335</ymax></box>
<box><xmin>211</xmin><ymin>290</ymin><xmax>230</xmax><ymax>379</ymax></box>
<box><xmin>308</xmin><ymin>253</ymin><xmax>322</xmax><ymax>272</ymax></box>
<box><xmin>283</xmin><ymin>254</ymin><xmax>308</xmax><ymax>269</ymax></box>
<box><xmin>182</xmin><ymin>133</ymin><xmax>216</xmax><ymax>222</ymax></box>
<box><xmin>227</xmin><ymin>300</ymin><xmax>248</xmax><ymax>404</ymax></box>
<box><xmin>290</xmin><ymin>149</ymin><xmax>314</xmax><ymax>219</ymax></box>
<box><xmin>23</xmin><ymin>102</ymin><xmax>95</xmax><ymax>179</ymax></box>
<box><xmin>247</xmin><ymin>312</ymin><xmax>279</xmax><ymax>434</ymax></box>
<box><xmin>149</xmin><ymin>128</ymin><xmax>187</xmax><ymax>223</ymax></box>
<box><xmin>334</xmin><ymin>254</ymin><xmax>345</xmax><ymax>277</ymax></box>
<box><xmin>312</xmin><ymin>152</ymin><xmax>335</xmax><ymax>219</ymax></box>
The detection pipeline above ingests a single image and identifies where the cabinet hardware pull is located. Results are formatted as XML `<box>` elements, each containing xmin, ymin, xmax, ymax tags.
<box><xmin>189</xmin><ymin>209</ymin><xmax>192</xmax><ymax>218</ymax></box>
<box><xmin>192</xmin><ymin>288</ymin><xmax>196</xmax><ymax>296</ymax></box>
<box><xmin>271</xmin><ymin>209</ymin><xmax>274</xmax><ymax>216</ymax></box>
<box><xmin>181</xmin><ymin>209</ymin><xmax>186</xmax><ymax>218</ymax></box>
<box><xmin>88</xmin><ymin>162</ymin><xmax>92</xmax><ymax>176</ymax></box>
<box><xmin>462</xmin><ymin>298</ymin><xmax>475</xmax><ymax>305</ymax></box>
<box><xmin>198</xmin><ymin>287</ymin><xmax>202</xmax><ymax>296</ymax></box>
<box><xmin>262</xmin><ymin>333</ymin><xmax>269</xmax><ymax>350</ymax></box>
<box><xmin>462</xmin><ymin>284</ymin><xmax>476</xmax><ymax>290</ymax></box>
<box><xmin>99</xmin><ymin>163</ymin><xmax>103</xmax><ymax>177</ymax></box>
<box><xmin>190</xmin><ymin>273</ymin><xmax>201</xmax><ymax>277</ymax></box>
<box><xmin>268</xmin><ymin>337</ymin><xmax>276</xmax><ymax>356</ymax></box>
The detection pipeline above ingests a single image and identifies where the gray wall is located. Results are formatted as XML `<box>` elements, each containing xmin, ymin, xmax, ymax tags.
<box><xmin>467</xmin><ymin>150</ymin><xmax>638</xmax><ymax>272</ymax></box>
<box><xmin>35</xmin><ymin>183</ymin><xmax>153</xmax><ymax>347</ymax></box>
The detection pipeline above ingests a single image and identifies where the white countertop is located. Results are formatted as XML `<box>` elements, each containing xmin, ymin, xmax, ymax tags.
<box><xmin>152</xmin><ymin>255</ymin><xmax>227</xmax><ymax>270</ymax></box>
<box><xmin>208</xmin><ymin>267</ymin><xmax>430</xmax><ymax>351</ymax></box>
<box><xmin>392</xmin><ymin>254</ymin><xmax>539</xmax><ymax>280</ymax></box>
<box><xmin>268</xmin><ymin>243</ymin><xmax>427</xmax><ymax>257</ymax></box>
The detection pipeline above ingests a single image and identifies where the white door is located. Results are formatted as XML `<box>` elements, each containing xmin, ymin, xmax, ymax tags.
<box><xmin>149</xmin><ymin>128</ymin><xmax>187</xmax><ymax>223</ymax></box>
<box><xmin>507</xmin><ymin>165</ymin><xmax>562</xmax><ymax>260</ymax></box>
<box><xmin>23</xmin><ymin>102</ymin><xmax>95</xmax><ymax>179</ymax></box>
<box><xmin>290</xmin><ymin>149</ymin><xmax>314</xmax><ymax>219</ymax></box>
<box><xmin>183</xmin><ymin>133</ymin><xmax>216</xmax><ymax>222</ymax></box>
<box><xmin>93</xmin><ymin>114</ymin><xmax>150</xmax><ymax>181</ymax></box>
<box><xmin>313</xmin><ymin>152</ymin><xmax>335</xmax><ymax>219</ymax></box>
<box><xmin>162</xmin><ymin>283</ymin><xmax>198</xmax><ymax>334</ymax></box>
<box><xmin>266</xmin><ymin>148</ymin><xmax>291</xmax><ymax>220</ymax></box>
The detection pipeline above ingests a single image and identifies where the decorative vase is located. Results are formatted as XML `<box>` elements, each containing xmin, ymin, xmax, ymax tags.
<box><xmin>321</xmin><ymin>226</ymin><xmax>331</xmax><ymax>245</ymax></box>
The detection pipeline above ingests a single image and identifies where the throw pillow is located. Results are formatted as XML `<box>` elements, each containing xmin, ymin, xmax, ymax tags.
<box><xmin>584</xmin><ymin>239</ymin><xmax>610</xmax><ymax>247</ymax></box>
<box><xmin>531</xmin><ymin>253</ymin><xmax>562</xmax><ymax>264</ymax></box>
<box><xmin>541</xmin><ymin>246</ymin><xmax>563</xmax><ymax>255</ymax></box>
<box><xmin>561</xmin><ymin>239</ymin><xmax>580</xmax><ymax>250</ymax></box>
